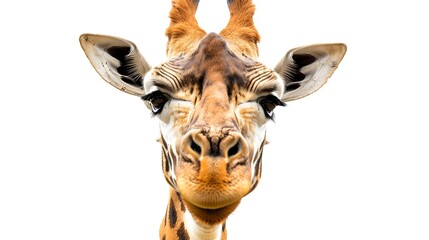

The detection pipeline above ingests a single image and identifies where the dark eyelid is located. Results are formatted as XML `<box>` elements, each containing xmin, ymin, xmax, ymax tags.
<box><xmin>141</xmin><ymin>90</ymin><xmax>159</xmax><ymax>101</ymax></box>
<box><xmin>141</xmin><ymin>90</ymin><xmax>171</xmax><ymax>116</ymax></box>
<box><xmin>141</xmin><ymin>90</ymin><xmax>170</xmax><ymax>101</ymax></box>
<box><xmin>258</xmin><ymin>95</ymin><xmax>286</xmax><ymax>120</ymax></box>
<box><xmin>259</xmin><ymin>95</ymin><xmax>286</xmax><ymax>107</ymax></box>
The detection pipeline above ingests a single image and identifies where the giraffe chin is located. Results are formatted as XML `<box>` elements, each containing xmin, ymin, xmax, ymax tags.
<box><xmin>176</xmin><ymin>177</ymin><xmax>251</xmax><ymax>212</ymax></box>
<box><xmin>183</xmin><ymin>199</ymin><xmax>241</xmax><ymax>226</ymax></box>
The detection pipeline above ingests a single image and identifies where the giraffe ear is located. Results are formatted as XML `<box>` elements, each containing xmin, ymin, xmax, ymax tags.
<box><xmin>274</xmin><ymin>43</ymin><xmax>347</xmax><ymax>102</ymax></box>
<box><xmin>79</xmin><ymin>34</ymin><xmax>150</xmax><ymax>96</ymax></box>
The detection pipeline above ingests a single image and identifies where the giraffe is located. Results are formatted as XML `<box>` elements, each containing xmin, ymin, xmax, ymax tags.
<box><xmin>79</xmin><ymin>0</ymin><xmax>346</xmax><ymax>239</ymax></box>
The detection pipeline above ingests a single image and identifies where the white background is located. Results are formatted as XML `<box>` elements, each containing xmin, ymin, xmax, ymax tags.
<box><xmin>1</xmin><ymin>0</ymin><xmax>428</xmax><ymax>239</ymax></box>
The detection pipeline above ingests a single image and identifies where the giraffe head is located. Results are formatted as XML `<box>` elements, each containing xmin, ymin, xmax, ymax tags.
<box><xmin>80</xmin><ymin>0</ymin><xmax>346</xmax><ymax>228</ymax></box>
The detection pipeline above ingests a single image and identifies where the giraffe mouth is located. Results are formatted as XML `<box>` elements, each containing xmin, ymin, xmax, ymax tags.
<box><xmin>176</xmin><ymin>172</ymin><xmax>251</xmax><ymax>210</ymax></box>
<box><xmin>183</xmin><ymin>199</ymin><xmax>241</xmax><ymax>225</ymax></box>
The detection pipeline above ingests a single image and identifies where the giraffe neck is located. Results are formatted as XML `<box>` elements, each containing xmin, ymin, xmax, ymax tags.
<box><xmin>184</xmin><ymin>211</ymin><xmax>223</xmax><ymax>240</ymax></box>
<box><xmin>160</xmin><ymin>188</ymin><xmax>227</xmax><ymax>240</ymax></box>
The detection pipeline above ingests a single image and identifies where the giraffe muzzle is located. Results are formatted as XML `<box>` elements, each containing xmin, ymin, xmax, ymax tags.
<box><xmin>176</xmin><ymin>128</ymin><xmax>252</xmax><ymax>210</ymax></box>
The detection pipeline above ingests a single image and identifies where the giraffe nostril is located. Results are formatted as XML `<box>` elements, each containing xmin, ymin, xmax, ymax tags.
<box><xmin>190</xmin><ymin>140</ymin><xmax>202</xmax><ymax>155</ymax></box>
<box><xmin>227</xmin><ymin>142</ymin><xmax>240</xmax><ymax>157</ymax></box>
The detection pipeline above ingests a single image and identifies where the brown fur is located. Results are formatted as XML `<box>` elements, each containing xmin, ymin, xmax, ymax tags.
<box><xmin>159</xmin><ymin>188</ymin><xmax>227</xmax><ymax>240</ymax></box>
<box><xmin>159</xmin><ymin>188</ymin><xmax>189</xmax><ymax>240</ymax></box>
<box><xmin>157</xmin><ymin>32</ymin><xmax>259</xmax><ymax>239</ymax></box>
<box><xmin>160</xmin><ymin>1</ymin><xmax>276</xmax><ymax>239</ymax></box>
<box><xmin>166</xmin><ymin>0</ymin><xmax>206</xmax><ymax>57</ymax></box>
<box><xmin>166</xmin><ymin>0</ymin><xmax>260</xmax><ymax>58</ymax></box>
<box><xmin>220</xmin><ymin>0</ymin><xmax>261</xmax><ymax>58</ymax></box>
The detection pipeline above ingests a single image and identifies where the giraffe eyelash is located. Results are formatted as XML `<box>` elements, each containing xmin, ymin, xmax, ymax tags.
<box><xmin>257</xmin><ymin>95</ymin><xmax>286</xmax><ymax>120</ymax></box>
<box><xmin>141</xmin><ymin>91</ymin><xmax>171</xmax><ymax>115</ymax></box>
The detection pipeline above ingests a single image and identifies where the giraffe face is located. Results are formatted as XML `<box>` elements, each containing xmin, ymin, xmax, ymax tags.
<box><xmin>142</xmin><ymin>33</ymin><xmax>284</xmax><ymax>224</ymax></box>
<box><xmin>80</xmin><ymin>1</ymin><xmax>346</xmax><ymax>229</ymax></box>
<box><xmin>80</xmin><ymin>31</ymin><xmax>346</xmax><ymax>226</ymax></box>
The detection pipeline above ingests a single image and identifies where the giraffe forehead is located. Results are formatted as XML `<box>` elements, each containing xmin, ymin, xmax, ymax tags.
<box><xmin>184</xmin><ymin>33</ymin><xmax>247</xmax><ymax>95</ymax></box>
<box><xmin>148</xmin><ymin>33</ymin><xmax>280</xmax><ymax>99</ymax></box>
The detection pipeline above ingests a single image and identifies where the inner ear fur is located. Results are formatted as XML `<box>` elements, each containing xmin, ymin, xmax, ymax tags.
<box><xmin>79</xmin><ymin>34</ymin><xmax>151</xmax><ymax>96</ymax></box>
<box><xmin>274</xmin><ymin>43</ymin><xmax>347</xmax><ymax>102</ymax></box>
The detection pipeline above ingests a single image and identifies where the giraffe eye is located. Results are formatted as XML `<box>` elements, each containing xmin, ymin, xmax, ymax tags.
<box><xmin>141</xmin><ymin>91</ymin><xmax>170</xmax><ymax>114</ymax></box>
<box><xmin>257</xmin><ymin>95</ymin><xmax>285</xmax><ymax>119</ymax></box>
